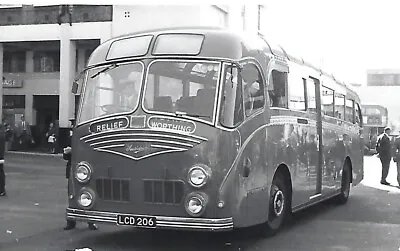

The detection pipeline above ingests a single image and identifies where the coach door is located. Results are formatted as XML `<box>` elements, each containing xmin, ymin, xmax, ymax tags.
<box><xmin>307</xmin><ymin>76</ymin><xmax>323</xmax><ymax>199</ymax></box>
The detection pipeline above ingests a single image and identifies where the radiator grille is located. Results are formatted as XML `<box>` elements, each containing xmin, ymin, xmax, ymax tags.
<box><xmin>143</xmin><ymin>180</ymin><xmax>184</xmax><ymax>204</ymax></box>
<box><xmin>96</xmin><ymin>178</ymin><xmax>130</xmax><ymax>202</ymax></box>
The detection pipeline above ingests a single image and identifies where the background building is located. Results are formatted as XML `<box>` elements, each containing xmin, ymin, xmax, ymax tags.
<box><xmin>354</xmin><ymin>69</ymin><xmax>400</xmax><ymax>133</ymax></box>
<box><xmin>0</xmin><ymin>4</ymin><xmax>266</xmax><ymax>150</ymax></box>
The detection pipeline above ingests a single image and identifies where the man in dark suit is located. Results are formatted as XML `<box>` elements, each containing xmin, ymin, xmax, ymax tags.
<box><xmin>376</xmin><ymin>127</ymin><xmax>392</xmax><ymax>185</ymax></box>
<box><xmin>15</xmin><ymin>115</ymin><xmax>33</xmax><ymax>150</ymax></box>
<box><xmin>393</xmin><ymin>132</ymin><xmax>400</xmax><ymax>188</ymax></box>
<box><xmin>63</xmin><ymin>118</ymin><xmax>98</xmax><ymax>230</ymax></box>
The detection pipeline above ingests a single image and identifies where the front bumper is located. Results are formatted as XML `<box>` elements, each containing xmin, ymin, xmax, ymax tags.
<box><xmin>66</xmin><ymin>208</ymin><xmax>234</xmax><ymax>231</ymax></box>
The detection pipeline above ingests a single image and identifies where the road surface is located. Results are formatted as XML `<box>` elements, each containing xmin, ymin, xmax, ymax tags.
<box><xmin>0</xmin><ymin>153</ymin><xmax>399</xmax><ymax>251</ymax></box>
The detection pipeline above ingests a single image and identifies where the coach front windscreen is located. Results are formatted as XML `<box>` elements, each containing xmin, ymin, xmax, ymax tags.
<box><xmin>77</xmin><ymin>62</ymin><xmax>144</xmax><ymax>124</ymax></box>
<box><xmin>142</xmin><ymin>61</ymin><xmax>220</xmax><ymax>123</ymax></box>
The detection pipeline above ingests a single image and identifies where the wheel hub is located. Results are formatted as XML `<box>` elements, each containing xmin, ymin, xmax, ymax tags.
<box><xmin>273</xmin><ymin>190</ymin><xmax>284</xmax><ymax>216</ymax></box>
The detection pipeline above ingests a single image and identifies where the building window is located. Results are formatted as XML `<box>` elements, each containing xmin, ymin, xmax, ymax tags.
<box><xmin>3</xmin><ymin>51</ymin><xmax>26</xmax><ymax>73</ymax></box>
<box><xmin>3</xmin><ymin>95</ymin><xmax>25</xmax><ymax>109</ymax></box>
<box><xmin>33</xmin><ymin>51</ymin><xmax>60</xmax><ymax>72</ymax></box>
<box><xmin>83</xmin><ymin>13</ymin><xmax>89</xmax><ymax>20</ymax></box>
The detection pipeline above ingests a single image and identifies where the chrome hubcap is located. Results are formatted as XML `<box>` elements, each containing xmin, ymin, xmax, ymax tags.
<box><xmin>273</xmin><ymin>190</ymin><xmax>284</xmax><ymax>216</ymax></box>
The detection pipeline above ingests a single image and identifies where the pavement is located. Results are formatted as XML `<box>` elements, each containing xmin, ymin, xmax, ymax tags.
<box><xmin>0</xmin><ymin>153</ymin><xmax>399</xmax><ymax>251</ymax></box>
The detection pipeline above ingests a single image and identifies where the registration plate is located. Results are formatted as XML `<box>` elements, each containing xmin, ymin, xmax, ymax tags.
<box><xmin>117</xmin><ymin>214</ymin><xmax>157</xmax><ymax>228</ymax></box>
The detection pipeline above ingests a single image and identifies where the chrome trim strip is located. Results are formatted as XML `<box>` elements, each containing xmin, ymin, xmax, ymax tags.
<box><xmin>90</xmin><ymin>138</ymin><xmax>193</xmax><ymax>148</ymax></box>
<box><xmin>150</xmin><ymin>144</ymin><xmax>188</xmax><ymax>151</ymax></box>
<box><xmin>96</xmin><ymin>144</ymin><xmax>125</xmax><ymax>149</ymax></box>
<box><xmin>309</xmin><ymin>194</ymin><xmax>322</xmax><ymax>200</ymax></box>
<box><xmin>66</xmin><ymin>208</ymin><xmax>233</xmax><ymax>231</ymax></box>
<box><xmin>292</xmin><ymin>191</ymin><xmax>341</xmax><ymax>213</ymax></box>
<box><xmin>93</xmin><ymin>148</ymin><xmax>185</xmax><ymax>161</ymax></box>
<box><xmin>80</xmin><ymin>128</ymin><xmax>208</xmax><ymax>142</ymax></box>
<box><xmin>0</xmin><ymin>159</ymin><xmax>4</xmax><ymax>164</ymax></box>
<box><xmin>85</xmin><ymin>133</ymin><xmax>201</xmax><ymax>144</ymax></box>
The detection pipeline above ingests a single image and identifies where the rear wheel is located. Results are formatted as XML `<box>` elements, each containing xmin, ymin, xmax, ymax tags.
<box><xmin>262</xmin><ymin>173</ymin><xmax>289</xmax><ymax>236</ymax></box>
<box><xmin>335</xmin><ymin>163</ymin><xmax>351</xmax><ymax>204</ymax></box>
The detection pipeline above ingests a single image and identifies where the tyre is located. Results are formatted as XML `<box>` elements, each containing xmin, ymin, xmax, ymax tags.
<box><xmin>262</xmin><ymin>172</ymin><xmax>289</xmax><ymax>236</ymax></box>
<box><xmin>334</xmin><ymin>163</ymin><xmax>351</xmax><ymax>204</ymax></box>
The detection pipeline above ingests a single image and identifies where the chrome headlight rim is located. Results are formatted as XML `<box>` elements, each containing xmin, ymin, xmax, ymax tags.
<box><xmin>77</xmin><ymin>188</ymin><xmax>96</xmax><ymax>209</ymax></box>
<box><xmin>187</xmin><ymin>165</ymin><xmax>210</xmax><ymax>188</ymax></box>
<box><xmin>74</xmin><ymin>161</ymin><xmax>92</xmax><ymax>183</ymax></box>
<box><xmin>184</xmin><ymin>192</ymin><xmax>208</xmax><ymax>217</ymax></box>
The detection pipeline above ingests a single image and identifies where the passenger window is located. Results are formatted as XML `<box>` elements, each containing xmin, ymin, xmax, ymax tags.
<box><xmin>269</xmin><ymin>70</ymin><xmax>288</xmax><ymax>108</ymax></box>
<box><xmin>321</xmin><ymin>86</ymin><xmax>334</xmax><ymax>116</ymax></box>
<box><xmin>288</xmin><ymin>74</ymin><xmax>306</xmax><ymax>111</ymax></box>
<box><xmin>241</xmin><ymin>63</ymin><xmax>265</xmax><ymax>116</ymax></box>
<box><xmin>345</xmin><ymin>99</ymin><xmax>354</xmax><ymax>123</ymax></box>
<box><xmin>306</xmin><ymin>78</ymin><xmax>316</xmax><ymax>113</ymax></box>
<box><xmin>219</xmin><ymin>64</ymin><xmax>244</xmax><ymax>128</ymax></box>
<box><xmin>334</xmin><ymin>93</ymin><xmax>345</xmax><ymax>120</ymax></box>
<box><xmin>355</xmin><ymin>103</ymin><xmax>362</xmax><ymax>126</ymax></box>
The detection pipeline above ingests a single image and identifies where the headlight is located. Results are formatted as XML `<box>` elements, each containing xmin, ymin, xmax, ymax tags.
<box><xmin>77</xmin><ymin>190</ymin><xmax>94</xmax><ymax>208</ymax></box>
<box><xmin>184</xmin><ymin>192</ymin><xmax>208</xmax><ymax>216</ymax></box>
<box><xmin>188</xmin><ymin>165</ymin><xmax>210</xmax><ymax>188</ymax></box>
<box><xmin>75</xmin><ymin>162</ymin><xmax>92</xmax><ymax>183</ymax></box>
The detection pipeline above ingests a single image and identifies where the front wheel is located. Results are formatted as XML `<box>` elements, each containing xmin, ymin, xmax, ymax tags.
<box><xmin>262</xmin><ymin>173</ymin><xmax>289</xmax><ymax>236</ymax></box>
<box><xmin>334</xmin><ymin>163</ymin><xmax>351</xmax><ymax>204</ymax></box>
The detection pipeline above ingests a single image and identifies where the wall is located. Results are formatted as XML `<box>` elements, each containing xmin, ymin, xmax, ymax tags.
<box><xmin>0</xmin><ymin>22</ymin><xmax>112</xmax><ymax>42</ymax></box>
<box><xmin>111</xmin><ymin>5</ymin><xmax>228</xmax><ymax>37</ymax></box>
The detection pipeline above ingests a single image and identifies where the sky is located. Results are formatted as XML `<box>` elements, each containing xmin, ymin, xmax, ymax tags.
<box><xmin>4</xmin><ymin>0</ymin><xmax>400</xmax><ymax>85</ymax></box>
<box><xmin>264</xmin><ymin>0</ymin><xmax>400</xmax><ymax>85</ymax></box>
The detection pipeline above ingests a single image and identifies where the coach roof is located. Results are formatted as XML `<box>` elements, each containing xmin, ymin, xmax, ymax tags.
<box><xmin>86</xmin><ymin>27</ymin><xmax>272</xmax><ymax>67</ymax></box>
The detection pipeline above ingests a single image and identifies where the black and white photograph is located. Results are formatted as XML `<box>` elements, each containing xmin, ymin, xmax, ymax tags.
<box><xmin>0</xmin><ymin>1</ymin><xmax>399</xmax><ymax>250</ymax></box>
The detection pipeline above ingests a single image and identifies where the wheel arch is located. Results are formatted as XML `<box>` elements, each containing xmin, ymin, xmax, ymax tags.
<box><xmin>273</xmin><ymin>164</ymin><xmax>293</xmax><ymax>210</ymax></box>
<box><xmin>344</xmin><ymin>156</ymin><xmax>353</xmax><ymax>183</ymax></box>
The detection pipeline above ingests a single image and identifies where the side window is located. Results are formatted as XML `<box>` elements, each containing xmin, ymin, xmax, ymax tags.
<box><xmin>288</xmin><ymin>73</ymin><xmax>306</xmax><ymax>111</ymax></box>
<box><xmin>269</xmin><ymin>70</ymin><xmax>288</xmax><ymax>108</ymax></box>
<box><xmin>219</xmin><ymin>64</ymin><xmax>244</xmax><ymax>128</ymax></box>
<box><xmin>241</xmin><ymin>63</ymin><xmax>265</xmax><ymax>116</ymax></box>
<box><xmin>345</xmin><ymin>99</ymin><xmax>354</xmax><ymax>123</ymax></box>
<box><xmin>321</xmin><ymin>86</ymin><xmax>334</xmax><ymax>116</ymax></box>
<box><xmin>355</xmin><ymin>102</ymin><xmax>362</xmax><ymax>126</ymax></box>
<box><xmin>306</xmin><ymin>78</ymin><xmax>316</xmax><ymax>113</ymax></box>
<box><xmin>334</xmin><ymin>93</ymin><xmax>345</xmax><ymax>120</ymax></box>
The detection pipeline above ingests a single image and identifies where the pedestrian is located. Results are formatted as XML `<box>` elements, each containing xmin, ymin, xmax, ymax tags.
<box><xmin>393</xmin><ymin>132</ymin><xmax>400</xmax><ymax>188</ymax></box>
<box><xmin>63</xmin><ymin>118</ymin><xmax>98</xmax><ymax>230</ymax></box>
<box><xmin>45</xmin><ymin>122</ymin><xmax>57</xmax><ymax>154</ymax></box>
<box><xmin>375</xmin><ymin>127</ymin><xmax>392</xmax><ymax>185</ymax></box>
<box><xmin>15</xmin><ymin>115</ymin><xmax>33</xmax><ymax>150</ymax></box>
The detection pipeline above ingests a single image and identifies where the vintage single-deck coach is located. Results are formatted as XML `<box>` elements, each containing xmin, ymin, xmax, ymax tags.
<box><xmin>66</xmin><ymin>27</ymin><xmax>364</xmax><ymax>235</ymax></box>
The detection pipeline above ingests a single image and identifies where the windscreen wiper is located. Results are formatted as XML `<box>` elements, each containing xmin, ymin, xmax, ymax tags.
<box><xmin>90</xmin><ymin>64</ymin><xmax>118</xmax><ymax>79</ymax></box>
<box><xmin>175</xmin><ymin>111</ymin><xmax>210</xmax><ymax>119</ymax></box>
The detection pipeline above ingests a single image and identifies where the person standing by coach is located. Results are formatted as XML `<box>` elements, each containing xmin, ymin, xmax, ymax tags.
<box><xmin>393</xmin><ymin>132</ymin><xmax>400</xmax><ymax>188</ymax></box>
<box><xmin>63</xmin><ymin>118</ymin><xmax>98</xmax><ymax>230</ymax></box>
<box><xmin>376</xmin><ymin>127</ymin><xmax>392</xmax><ymax>185</ymax></box>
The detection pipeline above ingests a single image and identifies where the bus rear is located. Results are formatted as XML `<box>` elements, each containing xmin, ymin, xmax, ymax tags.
<box><xmin>361</xmin><ymin>104</ymin><xmax>388</xmax><ymax>154</ymax></box>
